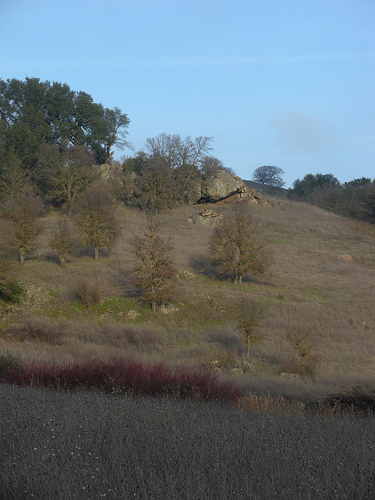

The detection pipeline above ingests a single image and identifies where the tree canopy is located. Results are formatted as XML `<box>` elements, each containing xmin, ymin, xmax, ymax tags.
<box><xmin>253</xmin><ymin>166</ymin><xmax>285</xmax><ymax>187</ymax></box>
<box><xmin>0</xmin><ymin>77</ymin><xmax>130</xmax><ymax>167</ymax></box>
<box><xmin>289</xmin><ymin>173</ymin><xmax>339</xmax><ymax>198</ymax></box>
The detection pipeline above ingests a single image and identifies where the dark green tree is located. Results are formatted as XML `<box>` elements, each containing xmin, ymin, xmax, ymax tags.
<box><xmin>289</xmin><ymin>173</ymin><xmax>340</xmax><ymax>198</ymax></box>
<box><xmin>0</xmin><ymin>78</ymin><xmax>130</xmax><ymax>167</ymax></box>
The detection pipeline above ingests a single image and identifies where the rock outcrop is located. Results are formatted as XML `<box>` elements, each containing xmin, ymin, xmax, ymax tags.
<box><xmin>187</xmin><ymin>208</ymin><xmax>223</xmax><ymax>226</ymax></box>
<box><xmin>199</xmin><ymin>170</ymin><xmax>274</xmax><ymax>206</ymax></box>
<box><xmin>200</xmin><ymin>170</ymin><xmax>245</xmax><ymax>202</ymax></box>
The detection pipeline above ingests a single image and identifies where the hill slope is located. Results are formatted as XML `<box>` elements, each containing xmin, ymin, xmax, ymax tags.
<box><xmin>1</xmin><ymin>199</ymin><xmax>374</xmax><ymax>399</ymax></box>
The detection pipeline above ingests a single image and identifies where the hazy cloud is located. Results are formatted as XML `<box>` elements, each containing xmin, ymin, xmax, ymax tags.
<box><xmin>270</xmin><ymin>111</ymin><xmax>339</xmax><ymax>154</ymax></box>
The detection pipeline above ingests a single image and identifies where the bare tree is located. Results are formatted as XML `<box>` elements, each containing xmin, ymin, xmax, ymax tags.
<box><xmin>3</xmin><ymin>185</ymin><xmax>43</xmax><ymax>264</ymax></box>
<box><xmin>49</xmin><ymin>217</ymin><xmax>75</xmax><ymax>267</ymax></box>
<box><xmin>0</xmin><ymin>155</ymin><xmax>31</xmax><ymax>199</ymax></box>
<box><xmin>253</xmin><ymin>166</ymin><xmax>285</xmax><ymax>187</ymax></box>
<box><xmin>130</xmin><ymin>217</ymin><xmax>177</xmax><ymax>312</ymax></box>
<box><xmin>209</xmin><ymin>210</ymin><xmax>269</xmax><ymax>284</ymax></box>
<box><xmin>73</xmin><ymin>183</ymin><xmax>119</xmax><ymax>259</ymax></box>
<box><xmin>235</xmin><ymin>298</ymin><xmax>265</xmax><ymax>358</ymax></box>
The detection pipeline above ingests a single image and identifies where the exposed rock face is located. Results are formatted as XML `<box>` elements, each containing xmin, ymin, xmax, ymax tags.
<box><xmin>199</xmin><ymin>170</ymin><xmax>274</xmax><ymax>206</ymax></box>
<box><xmin>187</xmin><ymin>208</ymin><xmax>223</xmax><ymax>226</ymax></box>
<box><xmin>200</xmin><ymin>170</ymin><xmax>245</xmax><ymax>202</ymax></box>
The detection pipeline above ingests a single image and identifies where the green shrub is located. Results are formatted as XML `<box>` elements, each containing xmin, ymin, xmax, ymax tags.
<box><xmin>0</xmin><ymin>279</ymin><xmax>23</xmax><ymax>304</ymax></box>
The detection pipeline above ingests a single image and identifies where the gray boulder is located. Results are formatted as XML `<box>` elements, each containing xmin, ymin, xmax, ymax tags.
<box><xmin>200</xmin><ymin>170</ymin><xmax>245</xmax><ymax>202</ymax></box>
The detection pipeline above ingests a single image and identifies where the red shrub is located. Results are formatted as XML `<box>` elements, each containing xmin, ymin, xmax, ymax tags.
<box><xmin>1</xmin><ymin>357</ymin><xmax>243</xmax><ymax>404</ymax></box>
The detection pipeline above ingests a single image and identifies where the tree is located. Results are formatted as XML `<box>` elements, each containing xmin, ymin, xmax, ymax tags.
<box><xmin>0</xmin><ymin>155</ymin><xmax>30</xmax><ymax>199</ymax></box>
<box><xmin>289</xmin><ymin>173</ymin><xmax>339</xmax><ymax>198</ymax></box>
<box><xmin>141</xmin><ymin>133</ymin><xmax>214</xmax><ymax>204</ymax></box>
<box><xmin>0</xmin><ymin>77</ymin><xmax>130</xmax><ymax>167</ymax></box>
<box><xmin>253</xmin><ymin>166</ymin><xmax>285</xmax><ymax>187</ymax></box>
<box><xmin>2</xmin><ymin>185</ymin><xmax>43</xmax><ymax>264</ymax></box>
<box><xmin>73</xmin><ymin>183</ymin><xmax>119</xmax><ymax>259</ymax></box>
<box><xmin>101</xmin><ymin>106</ymin><xmax>131</xmax><ymax>163</ymax></box>
<box><xmin>135</xmin><ymin>156</ymin><xmax>177</xmax><ymax>212</ymax></box>
<box><xmin>235</xmin><ymin>298</ymin><xmax>265</xmax><ymax>358</ymax></box>
<box><xmin>37</xmin><ymin>141</ymin><xmax>97</xmax><ymax>211</ymax></box>
<box><xmin>209</xmin><ymin>210</ymin><xmax>269</xmax><ymax>284</ymax></box>
<box><xmin>49</xmin><ymin>217</ymin><xmax>75</xmax><ymax>267</ymax></box>
<box><xmin>130</xmin><ymin>217</ymin><xmax>177</xmax><ymax>311</ymax></box>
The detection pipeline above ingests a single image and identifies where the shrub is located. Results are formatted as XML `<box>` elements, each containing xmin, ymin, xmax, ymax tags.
<box><xmin>237</xmin><ymin>392</ymin><xmax>305</xmax><ymax>415</ymax></box>
<box><xmin>0</xmin><ymin>351</ymin><xmax>21</xmax><ymax>376</ymax></box>
<box><xmin>285</xmin><ymin>332</ymin><xmax>319</xmax><ymax>380</ymax></box>
<box><xmin>1</xmin><ymin>318</ymin><xmax>63</xmax><ymax>344</ymax></box>
<box><xmin>75</xmin><ymin>280</ymin><xmax>101</xmax><ymax>309</ymax></box>
<box><xmin>318</xmin><ymin>386</ymin><xmax>375</xmax><ymax>416</ymax></box>
<box><xmin>1</xmin><ymin>358</ymin><xmax>243</xmax><ymax>404</ymax></box>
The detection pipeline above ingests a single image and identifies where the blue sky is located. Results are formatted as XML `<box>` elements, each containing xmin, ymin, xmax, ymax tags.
<box><xmin>1</xmin><ymin>0</ymin><xmax>374</xmax><ymax>187</ymax></box>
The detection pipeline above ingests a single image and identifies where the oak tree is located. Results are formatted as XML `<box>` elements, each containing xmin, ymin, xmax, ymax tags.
<box><xmin>3</xmin><ymin>185</ymin><xmax>43</xmax><ymax>264</ymax></box>
<box><xmin>49</xmin><ymin>217</ymin><xmax>75</xmax><ymax>267</ymax></box>
<box><xmin>209</xmin><ymin>210</ymin><xmax>269</xmax><ymax>284</ymax></box>
<box><xmin>253</xmin><ymin>166</ymin><xmax>285</xmax><ymax>187</ymax></box>
<box><xmin>73</xmin><ymin>183</ymin><xmax>119</xmax><ymax>259</ymax></box>
<box><xmin>131</xmin><ymin>217</ymin><xmax>177</xmax><ymax>311</ymax></box>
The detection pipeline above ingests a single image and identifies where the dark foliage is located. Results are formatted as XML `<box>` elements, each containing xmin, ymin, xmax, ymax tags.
<box><xmin>0</xmin><ymin>77</ymin><xmax>129</xmax><ymax>167</ymax></box>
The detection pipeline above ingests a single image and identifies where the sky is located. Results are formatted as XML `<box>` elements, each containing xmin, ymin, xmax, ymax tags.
<box><xmin>0</xmin><ymin>0</ymin><xmax>374</xmax><ymax>187</ymax></box>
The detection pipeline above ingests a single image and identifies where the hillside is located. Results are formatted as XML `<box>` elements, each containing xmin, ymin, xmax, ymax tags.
<box><xmin>1</xmin><ymin>198</ymin><xmax>375</xmax><ymax>400</ymax></box>
<box><xmin>243</xmin><ymin>179</ymin><xmax>289</xmax><ymax>199</ymax></box>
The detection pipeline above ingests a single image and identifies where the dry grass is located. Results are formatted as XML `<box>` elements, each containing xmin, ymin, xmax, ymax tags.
<box><xmin>1</xmin><ymin>384</ymin><xmax>374</xmax><ymax>499</ymax></box>
<box><xmin>0</xmin><ymin>199</ymin><xmax>374</xmax><ymax>403</ymax></box>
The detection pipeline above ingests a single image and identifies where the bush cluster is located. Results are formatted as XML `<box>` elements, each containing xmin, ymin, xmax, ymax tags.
<box><xmin>0</xmin><ymin>357</ymin><xmax>242</xmax><ymax>403</ymax></box>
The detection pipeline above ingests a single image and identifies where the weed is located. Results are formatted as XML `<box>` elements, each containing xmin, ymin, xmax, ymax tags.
<box><xmin>75</xmin><ymin>279</ymin><xmax>101</xmax><ymax>309</ymax></box>
<box><xmin>237</xmin><ymin>392</ymin><xmax>305</xmax><ymax>415</ymax></box>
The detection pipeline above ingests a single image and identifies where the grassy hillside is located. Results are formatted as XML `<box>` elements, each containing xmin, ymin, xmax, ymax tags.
<box><xmin>1</xmin><ymin>198</ymin><xmax>374</xmax><ymax>400</ymax></box>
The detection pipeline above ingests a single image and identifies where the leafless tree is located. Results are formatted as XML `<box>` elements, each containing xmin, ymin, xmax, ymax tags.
<box><xmin>130</xmin><ymin>216</ymin><xmax>177</xmax><ymax>311</ymax></box>
<box><xmin>49</xmin><ymin>217</ymin><xmax>75</xmax><ymax>267</ymax></box>
<box><xmin>73</xmin><ymin>183</ymin><xmax>119</xmax><ymax>259</ymax></box>
<box><xmin>3</xmin><ymin>185</ymin><xmax>43</xmax><ymax>264</ymax></box>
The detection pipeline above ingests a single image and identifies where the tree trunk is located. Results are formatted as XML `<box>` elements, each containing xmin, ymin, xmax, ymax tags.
<box><xmin>94</xmin><ymin>246</ymin><xmax>99</xmax><ymax>259</ymax></box>
<box><xmin>151</xmin><ymin>300</ymin><xmax>156</xmax><ymax>312</ymax></box>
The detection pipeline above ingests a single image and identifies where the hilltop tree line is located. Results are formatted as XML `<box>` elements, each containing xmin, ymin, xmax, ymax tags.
<box><xmin>287</xmin><ymin>173</ymin><xmax>375</xmax><ymax>223</ymax></box>
<box><xmin>0</xmin><ymin>78</ymin><xmax>233</xmax><ymax>213</ymax></box>
<box><xmin>252</xmin><ymin>166</ymin><xmax>375</xmax><ymax>224</ymax></box>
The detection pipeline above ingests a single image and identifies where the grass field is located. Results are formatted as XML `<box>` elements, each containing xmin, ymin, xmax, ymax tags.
<box><xmin>0</xmin><ymin>198</ymin><xmax>374</xmax><ymax>497</ymax></box>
